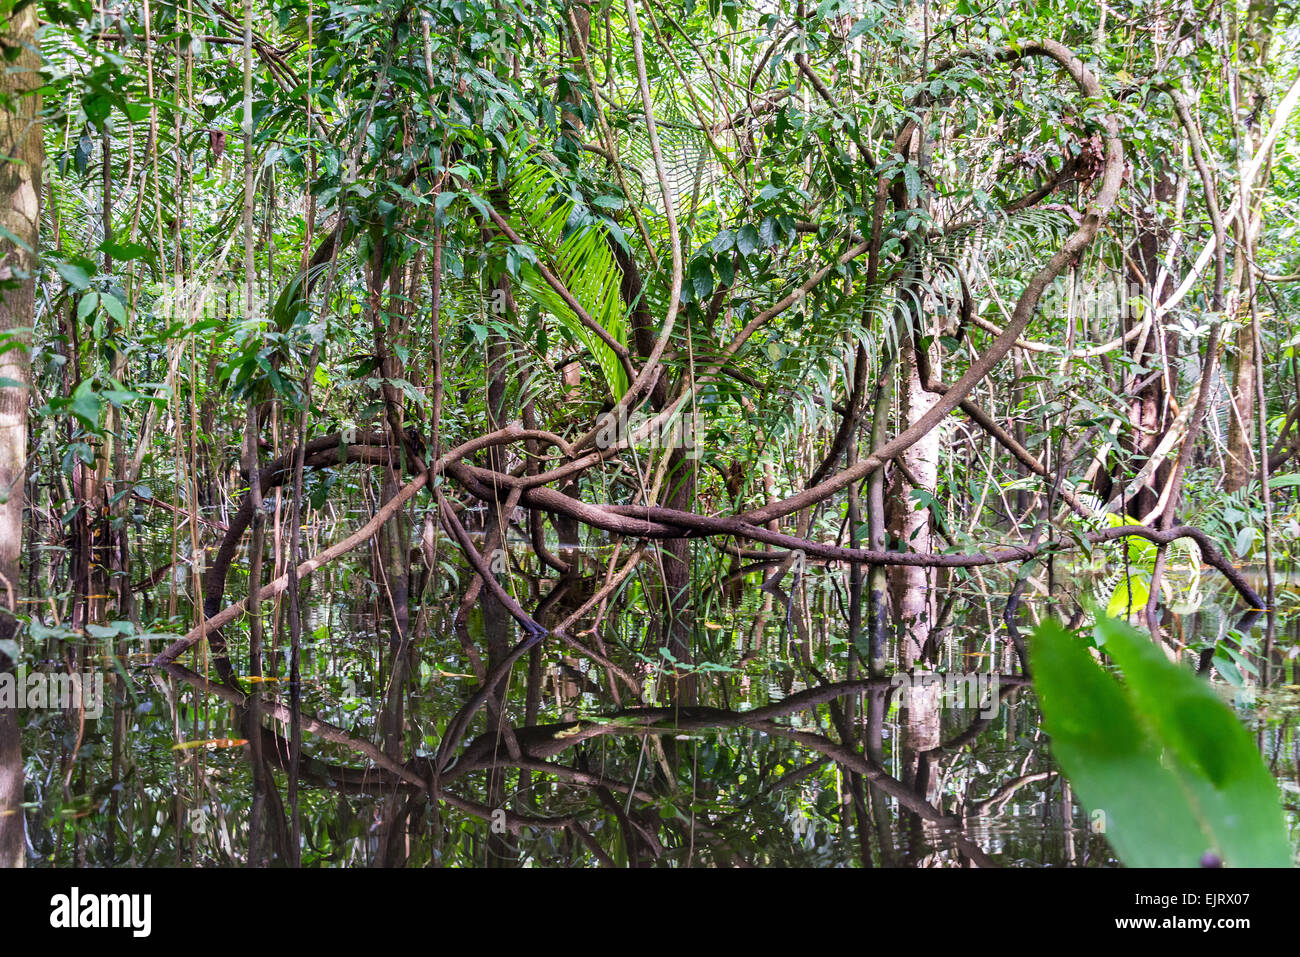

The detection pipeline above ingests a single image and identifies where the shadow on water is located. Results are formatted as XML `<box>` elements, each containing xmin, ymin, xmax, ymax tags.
<box><xmin>15</xmin><ymin>526</ymin><xmax>1300</xmax><ymax>867</ymax></box>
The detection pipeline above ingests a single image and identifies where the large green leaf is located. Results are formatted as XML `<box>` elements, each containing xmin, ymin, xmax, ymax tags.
<box><xmin>1105</xmin><ymin>573</ymin><xmax>1149</xmax><ymax>620</ymax></box>
<box><xmin>1030</xmin><ymin>615</ymin><xmax>1292</xmax><ymax>867</ymax></box>
<box><xmin>1100</xmin><ymin>511</ymin><xmax>1158</xmax><ymax>566</ymax></box>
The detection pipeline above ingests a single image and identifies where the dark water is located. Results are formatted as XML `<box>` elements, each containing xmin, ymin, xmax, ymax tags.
<box><xmin>15</xmin><ymin>525</ymin><xmax>1300</xmax><ymax>867</ymax></box>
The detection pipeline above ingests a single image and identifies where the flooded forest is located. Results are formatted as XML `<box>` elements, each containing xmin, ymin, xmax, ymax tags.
<box><xmin>1</xmin><ymin>0</ymin><xmax>1299</xmax><ymax>870</ymax></box>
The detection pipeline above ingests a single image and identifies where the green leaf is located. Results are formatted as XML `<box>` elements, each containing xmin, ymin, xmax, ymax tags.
<box><xmin>903</xmin><ymin>164</ymin><xmax>922</xmax><ymax>201</ymax></box>
<box><xmin>28</xmin><ymin>620</ymin><xmax>73</xmax><ymax>643</ymax></box>
<box><xmin>1100</xmin><ymin>512</ymin><xmax>1158</xmax><ymax>566</ymax></box>
<box><xmin>100</xmin><ymin>292</ymin><xmax>127</xmax><ymax>324</ymax></box>
<box><xmin>0</xmin><ymin>224</ymin><xmax>34</xmax><ymax>254</ymax></box>
<box><xmin>736</xmin><ymin>224</ymin><xmax>759</xmax><ymax>256</ymax></box>
<box><xmin>1212</xmin><ymin>653</ymin><xmax>1243</xmax><ymax>687</ymax></box>
<box><xmin>1106</xmin><ymin>574</ymin><xmax>1149</xmax><ymax>619</ymax></box>
<box><xmin>689</xmin><ymin>258</ymin><xmax>713</xmax><ymax>300</ymax></box>
<box><xmin>716</xmin><ymin>255</ymin><xmax>734</xmax><ymax>287</ymax></box>
<box><xmin>77</xmin><ymin>291</ymin><xmax>100</xmax><ymax>320</ymax></box>
<box><xmin>98</xmin><ymin>239</ymin><xmax>156</xmax><ymax>264</ymax></box>
<box><xmin>70</xmin><ymin>379</ymin><xmax>102</xmax><ymax>428</ymax></box>
<box><xmin>56</xmin><ymin>260</ymin><xmax>93</xmax><ymax>291</ymax></box>
<box><xmin>1031</xmin><ymin>616</ymin><xmax>1291</xmax><ymax>867</ymax></box>
<box><xmin>1221</xmin><ymin>643</ymin><xmax>1258</xmax><ymax>677</ymax></box>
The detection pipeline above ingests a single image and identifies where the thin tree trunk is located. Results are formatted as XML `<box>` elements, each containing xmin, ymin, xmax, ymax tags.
<box><xmin>888</xmin><ymin>264</ymin><xmax>939</xmax><ymax>668</ymax></box>
<box><xmin>1224</xmin><ymin>0</ymin><xmax>1277</xmax><ymax>491</ymax></box>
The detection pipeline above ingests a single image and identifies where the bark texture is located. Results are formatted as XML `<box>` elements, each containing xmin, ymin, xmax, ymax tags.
<box><xmin>0</xmin><ymin>1</ymin><xmax>41</xmax><ymax>869</ymax></box>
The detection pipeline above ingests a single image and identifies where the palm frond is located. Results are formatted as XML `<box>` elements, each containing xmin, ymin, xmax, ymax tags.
<box><xmin>509</xmin><ymin>159</ymin><xmax>631</xmax><ymax>399</ymax></box>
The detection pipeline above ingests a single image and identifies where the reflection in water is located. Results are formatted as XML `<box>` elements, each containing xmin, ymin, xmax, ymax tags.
<box><xmin>16</xmin><ymin>531</ymin><xmax>1300</xmax><ymax>867</ymax></box>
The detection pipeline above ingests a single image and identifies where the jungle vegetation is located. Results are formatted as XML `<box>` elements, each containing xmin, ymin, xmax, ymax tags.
<box><xmin>0</xmin><ymin>0</ymin><xmax>1298</xmax><ymax>867</ymax></box>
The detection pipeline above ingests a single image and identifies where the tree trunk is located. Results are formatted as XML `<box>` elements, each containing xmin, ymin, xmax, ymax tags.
<box><xmin>1224</xmin><ymin>0</ymin><xmax>1277</xmax><ymax>491</ymax></box>
<box><xmin>888</xmin><ymin>299</ymin><xmax>939</xmax><ymax>668</ymax></box>
<box><xmin>0</xmin><ymin>1</ymin><xmax>41</xmax><ymax>869</ymax></box>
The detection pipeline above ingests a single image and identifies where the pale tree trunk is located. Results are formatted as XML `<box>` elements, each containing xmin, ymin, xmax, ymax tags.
<box><xmin>0</xmin><ymin>1</ymin><xmax>42</xmax><ymax>869</ymax></box>
<box><xmin>1224</xmin><ymin>0</ymin><xmax>1277</xmax><ymax>491</ymax></box>
<box><xmin>1226</xmin><ymin>306</ymin><xmax>1257</xmax><ymax>491</ymax></box>
<box><xmin>888</xmin><ymin>20</ymin><xmax>938</xmax><ymax>669</ymax></box>
<box><xmin>894</xmin><ymin>333</ymin><xmax>943</xmax><ymax>844</ymax></box>
<box><xmin>888</xmin><ymin>303</ymin><xmax>939</xmax><ymax>669</ymax></box>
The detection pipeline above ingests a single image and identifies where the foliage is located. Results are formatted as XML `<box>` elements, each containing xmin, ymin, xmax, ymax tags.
<box><xmin>1031</xmin><ymin>614</ymin><xmax>1292</xmax><ymax>868</ymax></box>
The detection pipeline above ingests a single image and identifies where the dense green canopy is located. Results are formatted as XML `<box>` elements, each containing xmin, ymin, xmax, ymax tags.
<box><xmin>0</xmin><ymin>0</ymin><xmax>1296</xmax><ymax>869</ymax></box>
